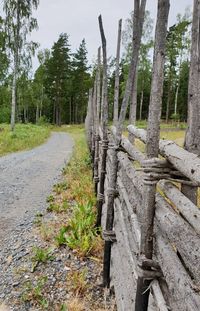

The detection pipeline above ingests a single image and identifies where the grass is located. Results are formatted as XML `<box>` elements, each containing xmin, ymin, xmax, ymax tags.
<box><xmin>49</xmin><ymin>125</ymin><xmax>101</xmax><ymax>256</ymax></box>
<box><xmin>0</xmin><ymin>123</ymin><xmax>50</xmax><ymax>156</ymax></box>
<box><xmin>67</xmin><ymin>268</ymin><xmax>88</xmax><ymax>296</ymax></box>
<box><xmin>21</xmin><ymin>276</ymin><xmax>48</xmax><ymax>308</ymax></box>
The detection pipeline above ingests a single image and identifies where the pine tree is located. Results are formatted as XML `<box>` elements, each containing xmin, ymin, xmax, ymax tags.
<box><xmin>45</xmin><ymin>33</ymin><xmax>71</xmax><ymax>125</ymax></box>
<box><xmin>71</xmin><ymin>39</ymin><xmax>92</xmax><ymax>123</ymax></box>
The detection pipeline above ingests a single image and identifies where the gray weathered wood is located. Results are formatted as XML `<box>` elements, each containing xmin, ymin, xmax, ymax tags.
<box><xmin>155</xmin><ymin>226</ymin><xmax>200</xmax><ymax>311</ymax></box>
<box><xmin>113</xmin><ymin>19</ymin><xmax>122</xmax><ymax>125</ymax></box>
<box><xmin>184</xmin><ymin>0</ymin><xmax>200</xmax><ymax>155</ymax></box>
<box><xmin>128</xmin><ymin>125</ymin><xmax>200</xmax><ymax>185</ymax></box>
<box><xmin>182</xmin><ymin>0</ymin><xmax>200</xmax><ymax>205</ymax></box>
<box><xmin>155</xmin><ymin>193</ymin><xmax>200</xmax><ymax>285</ymax></box>
<box><xmin>96</xmin><ymin>15</ymin><xmax>109</xmax><ymax>227</ymax></box>
<box><xmin>135</xmin><ymin>1</ymin><xmax>170</xmax><ymax>309</ymax></box>
<box><xmin>116</xmin><ymin>0</ymin><xmax>146</xmax><ymax>140</ymax></box>
<box><xmin>159</xmin><ymin>180</ymin><xmax>200</xmax><ymax>234</ymax></box>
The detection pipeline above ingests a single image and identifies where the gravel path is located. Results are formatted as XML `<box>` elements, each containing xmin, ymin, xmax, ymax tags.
<box><xmin>0</xmin><ymin>132</ymin><xmax>74</xmax><ymax>247</ymax></box>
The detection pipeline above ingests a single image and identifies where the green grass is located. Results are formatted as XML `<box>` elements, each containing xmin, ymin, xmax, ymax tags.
<box><xmin>0</xmin><ymin>123</ymin><xmax>51</xmax><ymax>156</ymax></box>
<box><xmin>46</xmin><ymin>125</ymin><xmax>102</xmax><ymax>257</ymax></box>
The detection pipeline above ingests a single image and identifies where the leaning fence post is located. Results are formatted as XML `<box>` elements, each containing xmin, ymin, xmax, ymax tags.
<box><xmin>96</xmin><ymin>15</ymin><xmax>109</xmax><ymax>228</ymax></box>
<box><xmin>135</xmin><ymin>1</ymin><xmax>170</xmax><ymax>310</ymax></box>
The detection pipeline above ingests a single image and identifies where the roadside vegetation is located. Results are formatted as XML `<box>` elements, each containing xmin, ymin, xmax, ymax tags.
<box><xmin>0</xmin><ymin>123</ymin><xmax>50</xmax><ymax>156</ymax></box>
<box><xmin>17</xmin><ymin>125</ymin><xmax>112</xmax><ymax>311</ymax></box>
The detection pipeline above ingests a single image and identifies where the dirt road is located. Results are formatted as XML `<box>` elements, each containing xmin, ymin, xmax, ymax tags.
<box><xmin>0</xmin><ymin>132</ymin><xmax>73</xmax><ymax>245</ymax></box>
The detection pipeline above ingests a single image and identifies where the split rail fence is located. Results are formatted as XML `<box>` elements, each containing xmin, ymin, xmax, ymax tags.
<box><xmin>86</xmin><ymin>119</ymin><xmax>200</xmax><ymax>311</ymax></box>
<box><xmin>85</xmin><ymin>0</ymin><xmax>200</xmax><ymax>310</ymax></box>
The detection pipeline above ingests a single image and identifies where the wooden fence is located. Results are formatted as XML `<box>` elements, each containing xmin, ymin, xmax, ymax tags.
<box><xmin>85</xmin><ymin>1</ymin><xmax>200</xmax><ymax>309</ymax></box>
<box><xmin>85</xmin><ymin>120</ymin><xmax>200</xmax><ymax>311</ymax></box>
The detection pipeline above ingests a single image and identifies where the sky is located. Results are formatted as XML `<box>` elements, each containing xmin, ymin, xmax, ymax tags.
<box><xmin>0</xmin><ymin>0</ymin><xmax>192</xmax><ymax>71</ymax></box>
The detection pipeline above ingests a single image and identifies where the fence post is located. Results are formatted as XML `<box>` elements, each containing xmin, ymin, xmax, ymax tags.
<box><xmin>96</xmin><ymin>15</ymin><xmax>109</xmax><ymax>228</ymax></box>
<box><xmin>182</xmin><ymin>0</ymin><xmax>200</xmax><ymax>205</ymax></box>
<box><xmin>135</xmin><ymin>1</ymin><xmax>170</xmax><ymax>310</ymax></box>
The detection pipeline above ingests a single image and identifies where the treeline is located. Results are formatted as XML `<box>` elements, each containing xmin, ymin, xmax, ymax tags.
<box><xmin>0</xmin><ymin>2</ymin><xmax>192</xmax><ymax>127</ymax></box>
<box><xmin>109</xmin><ymin>8</ymin><xmax>191</xmax><ymax>122</ymax></box>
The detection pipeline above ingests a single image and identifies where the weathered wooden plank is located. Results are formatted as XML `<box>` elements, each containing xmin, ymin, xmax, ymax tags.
<box><xmin>155</xmin><ymin>193</ymin><xmax>200</xmax><ymax>285</ymax></box>
<box><xmin>117</xmin><ymin>151</ymin><xmax>143</xmax><ymax>194</ymax></box>
<box><xmin>159</xmin><ymin>180</ymin><xmax>200</xmax><ymax>234</ymax></box>
<box><xmin>117</xmin><ymin>176</ymin><xmax>141</xmax><ymax>248</ymax></box>
<box><xmin>110</xmin><ymin>125</ymin><xmax>145</xmax><ymax>164</ymax></box>
<box><xmin>118</xmin><ymin>167</ymin><xmax>142</xmax><ymax>214</ymax></box>
<box><xmin>151</xmin><ymin>280</ymin><xmax>169</xmax><ymax>311</ymax></box>
<box><xmin>114</xmin><ymin>197</ymin><xmax>138</xmax><ymax>277</ymax></box>
<box><xmin>111</xmin><ymin>243</ymin><xmax>136</xmax><ymax>311</ymax></box>
<box><xmin>121</xmin><ymin>135</ymin><xmax>145</xmax><ymax>164</ymax></box>
<box><xmin>128</xmin><ymin>125</ymin><xmax>200</xmax><ymax>185</ymax></box>
<box><xmin>155</xmin><ymin>227</ymin><xmax>200</xmax><ymax>311</ymax></box>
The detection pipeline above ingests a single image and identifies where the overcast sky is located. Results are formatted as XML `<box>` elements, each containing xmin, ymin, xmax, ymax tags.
<box><xmin>0</xmin><ymin>0</ymin><xmax>192</xmax><ymax>71</ymax></box>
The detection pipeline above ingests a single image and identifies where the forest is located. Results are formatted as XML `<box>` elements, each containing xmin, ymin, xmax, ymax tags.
<box><xmin>0</xmin><ymin>1</ymin><xmax>191</xmax><ymax>129</ymax></box>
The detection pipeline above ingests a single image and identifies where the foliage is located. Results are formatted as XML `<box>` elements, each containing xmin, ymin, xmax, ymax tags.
<box><xmin>31</xmin><ymin>247</ymin><xmax>54</xmax><ymax>265</ymax></box>
<box><xmin>21</xmin><ymin>276</ymin><xmax>48</xmax><ymax>308</ymax></box>
<box><xmin>67</xmin><ymin>268</ymin><xmax>88</xmax><ymax>296</ymax></box>
<box><xmin>64</xmin><ymin>202</ymin><xmax>98</xmax><ymax>256</ymax></box>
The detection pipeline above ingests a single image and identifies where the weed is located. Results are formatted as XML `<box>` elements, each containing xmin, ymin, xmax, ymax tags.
<box><xmin>53</xmin><ymin>181</ymin><xmax>68</xmax><ymax>194</ymax></box>
<box><xmin>55</xmin><ymin>226</ymin><xmax>68</xmax><ymax>246</ymax></box>
<box><xmin>60</xmin><ymin>304</ymin><xmax>67</xmax><ymax>311</ymax></box>
<box><xmin>40</xmin><ymin>223</ymin><xmax>54</xmax><ymax>241</ymax></box>
<box><xmin>34</xmin><ymin>214</ymin><xmax>43</xmax><ymax>226</ymax></box>
<box><xmin>31</xmin><ymin>247</ymin><xmax>54</xmax><ymax>271</ymax></box>
<box><xmin>67</xmin><ymin>268</ymin><xmax>88</xmax><ymax>296</ymax></box>
<box><xmin>47</xmin><ymin>201</ymin><xmax>69</xmax><ymax>213</ymax></box>
<box><xmin>64</xmin><ymin>202</ymin><xmax>100</xmax><ymax>256</ymax></box>
<box><xmin>21</xmin><ymin>276</ymin><xmax>48</xmax><ymax>308</ymax></box>
<box><xmin>46</xmin><ymin>194</ymin><xmax>54</xmax><ymax>203</ymax></box>
<box><xmin>47</xmin><ymin>203</ymin><xmax>61</xmax><ymax>213</ymax></box>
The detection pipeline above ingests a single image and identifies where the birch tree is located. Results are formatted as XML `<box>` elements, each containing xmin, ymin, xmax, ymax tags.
<box><xmin>3</xmin><ymin>0</ymin><xmax>39</xmax><ymax>131</ymax></box>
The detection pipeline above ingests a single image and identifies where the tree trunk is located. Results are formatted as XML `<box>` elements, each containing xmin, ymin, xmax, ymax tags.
<box><xmin>10</xmin><ymin>4</ymin><xmax>20</xmax><ymax>132</ymax></box>
<box><xmin>117</xmin><ymin>0</ymin><xmax>146</xmax><ymax>140</ymax></box>
<box><xmin>11</xmin><ymin>66</ymin><xmax>17</xmax><ymax>131</ymax></box>
<box><xmin>174</xmin><ymin>81</ymin><xmax>179</xmax><ymax>116</ymax></box>
<box><xmin>182</xmin><ymin>0</ymin><xmax>200</xmax><ymax>205</ymax></box>
<box><xmin>135</xmin><ymin>1</ymin><xmax>170</xmax><ymax>310</ymax></box>
<box><xmin>129</xmin><ymin>70</ymin><xmax>138</xmax><ymax>125</ymax></box>
<box><xmin>139</xmin><ymin>89</ymin><xmax>144</xmax><ymax>120</ymax></box>
<box><xmin>36</xmin><ymin>104</ymin><xmax>39</xmax><ymax>123</ymax></box>
<box><xmin>113</xmin><ymin>19</ymin><xmax>122</xmax><ymax>125</ymax></box>
<box><xmin>165</xmin><ymin>69</ymin><xmax>172</xmax><ymax>123</ymax></box>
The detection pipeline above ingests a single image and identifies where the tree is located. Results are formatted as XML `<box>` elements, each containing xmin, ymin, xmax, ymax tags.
<box><xmin>71</xmin><ymin>39</ymin><xmax>92</xmax><ymax>123</ymax></box>
<box><xmin>0</xmin><ymin>17</ymin><xmax>9</xmax><ymax>82</ymax></box>
<box><xmin>3</xmin><ymin>0</ymin><xmax>39</xmax><ymax>131</ymax></box>
<box><xmin>45</xmin><ymin>33</ymin><xmax>71</xmax><ymax>125</ymax></box>
<box><xmin>33</xmin><ymin>49</ymin><xmax>50</xmax><ymax>123</ymax></box>
<box><xmin>164</xmin><ymin>10</ymin><xmax>191</xmax><ymax>122</ymax></box>
<box><xmin>122</xmin><ymin>9</ymin><xmax>153</xmax><ymax>123</ymax></box>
